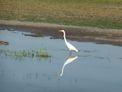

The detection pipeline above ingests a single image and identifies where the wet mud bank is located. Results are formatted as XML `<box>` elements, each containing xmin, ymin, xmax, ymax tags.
<box><xmin>0</xmin><ymin>20</ymin><xmax>122</xmax><ymax>46</ymax></box>
<box><xmin>0</xmin><ymin>40</ymin><xmax>9</xmax><ymax>45</ymax></box>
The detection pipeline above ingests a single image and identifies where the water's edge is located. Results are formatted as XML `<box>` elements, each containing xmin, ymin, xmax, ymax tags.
<box><xmin>0</xmin><ymin>20</ymin><xmax>122</xmax><ymax>46</ymax></box>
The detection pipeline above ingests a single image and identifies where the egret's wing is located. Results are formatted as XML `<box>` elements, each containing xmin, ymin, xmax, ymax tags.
<box><xmin>66</xmin><ymin>42</ymin><xmax>78</xmax><ymax>51</ymax></box>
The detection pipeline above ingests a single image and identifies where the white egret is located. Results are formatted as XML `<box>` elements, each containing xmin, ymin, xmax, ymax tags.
<box><xmin>59</xmin><ymin>30</ymin><xmax>78</xmax><ymax>52</ymax></box>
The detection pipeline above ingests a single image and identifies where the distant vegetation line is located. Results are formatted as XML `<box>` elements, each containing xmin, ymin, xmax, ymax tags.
<box><xmin>0</xmin><ymin>0</ymin><xmax>122</xmax><ymax>29</ymax></box>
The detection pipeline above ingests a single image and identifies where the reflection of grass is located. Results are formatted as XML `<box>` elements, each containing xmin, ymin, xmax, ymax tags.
<box><xmin>0</xmin><ymin>49</ymin><xmax>51</xmax><ymax>60</ymax></box>
<box><xmin>0</xmin><ymin>0</ymin><xmax>122</xmax><ymax>29</ymax></box>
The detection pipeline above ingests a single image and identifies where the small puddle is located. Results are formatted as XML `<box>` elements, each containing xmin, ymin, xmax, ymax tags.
<box><xmin>0</xmin><ymin>28</ymin><xmax>122</xmax><ymax>92</ymax></box>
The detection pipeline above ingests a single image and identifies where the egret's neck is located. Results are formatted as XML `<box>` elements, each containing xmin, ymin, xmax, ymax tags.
<box><xmin>63</xmin><ymin>31</ymin><xmax>67</xmax><ymax>43</ymax></box>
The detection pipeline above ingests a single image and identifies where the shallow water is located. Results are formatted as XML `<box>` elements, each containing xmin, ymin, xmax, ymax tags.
<box><xmin>0</xmin><ymin>29</ymin><xmax>122</xmax><ymax>92</ymax></box>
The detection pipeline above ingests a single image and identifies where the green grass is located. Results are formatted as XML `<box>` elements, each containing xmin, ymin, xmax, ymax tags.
<box><xmin>0</xmin><ymin>49</ymin><xmax>51</xmax><ymax>60</ymax></box>
<box><xmin>0</xmin><ymin>0</ymin><xmax>122</xmax><ymax>29</ymax></box>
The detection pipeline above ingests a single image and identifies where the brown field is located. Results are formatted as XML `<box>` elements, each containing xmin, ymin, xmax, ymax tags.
<box><xmin>0</xmin><ymin>0</ymin><xmax>122</xmax><ymax>28</ymax></box>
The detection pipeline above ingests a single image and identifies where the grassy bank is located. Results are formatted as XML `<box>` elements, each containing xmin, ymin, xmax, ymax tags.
<box><xmin>0</xmin><ymin>0</ymin><xmax>122</xmax><ymax>29</ymax></box>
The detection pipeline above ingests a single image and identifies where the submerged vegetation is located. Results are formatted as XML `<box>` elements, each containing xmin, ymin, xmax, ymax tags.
<box><xmin>0</xmin><ymin>0</ymin><xmax>122</xmax><ymax>29</ymax></box>
<box><xmin>0</xmin><ymin>49</ymin><xmax>51</xmax><ymax>60</ymax></box>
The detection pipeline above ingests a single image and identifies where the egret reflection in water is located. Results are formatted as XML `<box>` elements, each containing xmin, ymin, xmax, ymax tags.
<box><xmin>60</xmin><ymin>55</ymin><xmax>78</xmax><ymax>77</ymax></box>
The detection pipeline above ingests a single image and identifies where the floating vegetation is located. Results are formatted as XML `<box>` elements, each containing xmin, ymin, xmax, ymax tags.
<box><xmin>0</xmin><ymin>49</ymin><xmax>51</xmax><ymax>60</ymax></box>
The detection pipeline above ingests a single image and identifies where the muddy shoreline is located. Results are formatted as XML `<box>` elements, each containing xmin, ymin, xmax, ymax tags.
<box><xmin>0</xmin><ymin>20</ymin><xmax>122</xmax><ymax>46</ymax></box>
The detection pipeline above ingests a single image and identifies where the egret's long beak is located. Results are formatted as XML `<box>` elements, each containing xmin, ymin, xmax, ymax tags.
<box><xmin>59</xmin><ymin>30</ymin><xmax>62</xmax><ymax>32</ymax></box>
<box><xmin>59</xmin><ymin>30</ymin><xmax>64</xmax><ymax>32</ymax></box>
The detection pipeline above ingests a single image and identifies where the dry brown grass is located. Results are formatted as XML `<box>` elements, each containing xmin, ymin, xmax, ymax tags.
<box><xmin>0</xmin><ymin>0</ymin><xmax>122</xmax><ymax>28</ymax></box>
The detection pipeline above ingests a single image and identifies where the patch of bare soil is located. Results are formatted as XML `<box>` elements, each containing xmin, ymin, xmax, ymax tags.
<box><xmin>0</xmin><ymin>40</ymin><xmax>9</xmax><ymax>45</ymax></box>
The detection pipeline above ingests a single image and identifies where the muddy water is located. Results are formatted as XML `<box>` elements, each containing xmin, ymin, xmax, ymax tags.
<box><xmin>0</xmin><ymin>29</ymin><xmax>122</xmax><ymax>92</ymax></box>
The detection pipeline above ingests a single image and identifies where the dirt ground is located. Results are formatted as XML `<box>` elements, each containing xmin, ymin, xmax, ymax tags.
<box><xmin>0</xmin><ymin>20</ymin><xmax>122</xmax><ymax>46</ymax></box>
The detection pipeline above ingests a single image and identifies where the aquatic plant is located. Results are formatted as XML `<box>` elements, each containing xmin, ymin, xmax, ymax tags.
<box><xmin>0</xmin><ymin>49</ymin><xmax>51</xmax><ymax>60</ymax></box>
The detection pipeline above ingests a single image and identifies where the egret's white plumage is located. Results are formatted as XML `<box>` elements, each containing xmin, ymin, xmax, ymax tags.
<box><xmin>59</xmin><ymin>30</ymin><xmax>78</xmax><ymax>52</ymax></box>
